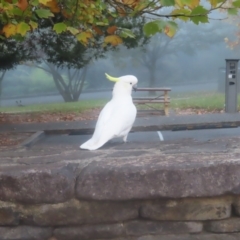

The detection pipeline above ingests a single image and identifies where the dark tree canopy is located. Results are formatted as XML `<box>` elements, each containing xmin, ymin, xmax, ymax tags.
<box><xmin>0</xmin><ymin>14</ymin><xmax>148</xmax><ymax>70</ymax></box>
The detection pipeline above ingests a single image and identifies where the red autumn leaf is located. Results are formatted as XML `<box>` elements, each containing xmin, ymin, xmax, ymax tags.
<box><xmin>17</xmin><ymin>0</ymin><xmax>28</xmax><ymax>11</ymax></box>
<box><xmin>93</xmin><ymin>26</ymin><xmax>103</xmax><ymax>35</ymax></box>
<box><xmin>107</xmin><ymin>26</ymin><xmax>117</xmax><ymax>34</ymax></box>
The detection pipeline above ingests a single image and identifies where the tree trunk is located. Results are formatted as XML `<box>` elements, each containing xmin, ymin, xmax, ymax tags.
<box><xmin>46</xmin><ymin>63</ymin><xmax>75</xmax><ymax>102</ymax></box>
<box><xmin>148</xmin><ymin>66</ymin><xmax>156</xmax><ymax>96</ymax></box>
<box><xmin>29</xmin><ymin>62</ymin><xmax>88</xmax><ymax>102</ymax></box>
<box><xmin>0</xmin><ymin>71</ymin><xmax>6</xmax><ymax>107</ymax></box>
<box><xmin>73</xmin><ymin>66</ymin><xmax>88</xmax><ymax>101</ymax></box>
<box><xmin>51</xmin><ymin>67</ymin><xmax>88</xmax><ymax>102</ymax></box>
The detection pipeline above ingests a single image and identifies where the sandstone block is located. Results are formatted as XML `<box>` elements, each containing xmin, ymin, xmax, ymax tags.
<box><xmin>53</xmin><ymin>221</ymin><xmax>202</xmax><ymax>240</ymax></box>
<box><xmin>54</xmin><ymin>224</ymin><xmax>124</xmax><ymax>240</ymax></box>
<box><xmin>233</xmin><ymin>196</ymin><xmax>240</xmax><ymax>216</ymax></box>
<box><xmin>125</xmin><ymin>220</ymin><xmax>202</xmax><ymax>236</ymax></box>
<box><xmin>76</xmin><ymin>156</ymin><xmax>240</xmax><ymax>200</ymax></box>
<box><xmin>138</xmin><ymin>233</ymin><xmax>240</xmax><ymax>240</ymax></box>
<box><xmin>140</xmin><ymin>197</ymin><xmax>231</xmax><ymax>221</ymax></box>
<box><xmin>0</xmin><ymin>226</ymin><xmax>52</xmax><ymax>240</ymax></box>
<box><xmin>0</xmin><ymin>201</ymin><xmax>19</xmax><ymax>225</ymax></box>
<box><xmin>0</xmin><ymin>164</ymin><xmax>75</xmax><ymax>204</ymax></box>
<box><xmin>205</xmin><ymin>217</ymin><xmax>240</xmax><ymax>233</ymax></box>
<box><xmin>23</xmin><ymin>199</ymin><xmax>139</xmax><ymax>226</ymax></box>
<box><xmin>76</xmin><ymin>233</ymin><xmax>240</xmax><ymax>240</ymax></box>
<box><xmin>77</xmin><ymin>233</ymin><xmax>240</xmax><ymax>240</ymax></box>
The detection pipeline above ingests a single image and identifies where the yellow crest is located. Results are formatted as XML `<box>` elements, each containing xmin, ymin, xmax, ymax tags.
<box><xmin>105</xmin><ymin>73</ymin><xmax>120</xmax><ymax>82</ymax></box>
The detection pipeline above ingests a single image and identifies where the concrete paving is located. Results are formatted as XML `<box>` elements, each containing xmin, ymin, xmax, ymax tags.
<box><xmin>36</xmin><ymin>128</ymin><xmax>240</xmax><ymax>148</ymax></box>
<box><xmin>0</xmin><ymin>113</ymin><xmax>240</xmax><ymax>134</ymax></box>
<box><xmin>0</xmin><ymin>112</ymin><xmax>239</xmax><ymax>150</ymax></box>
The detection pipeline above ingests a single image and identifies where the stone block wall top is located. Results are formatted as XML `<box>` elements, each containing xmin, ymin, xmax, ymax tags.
<box><xmin>76</xmin><ymin>156</ymin><xmax>240</xmax><ymax>200</ymax></box>
<box><xmin>0</xmin><ymin>138</ymin><xmax>240</xmax><ymax>202</ymax></box>
<box><xmin>0</xmin><ymin>226</ymin><xmax>52</xmax><ymax>240</ymax></box>
<box><xmin>0</xmin><ymin>164</ymin><xmax>75</xmax><ymax>204</ymax></box>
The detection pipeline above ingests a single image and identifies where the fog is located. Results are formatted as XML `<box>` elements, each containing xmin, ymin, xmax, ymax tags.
<box><xmin>1</xmin><ymin>17</ymin><xmax>240</xmax><ymax>107</ymax></box>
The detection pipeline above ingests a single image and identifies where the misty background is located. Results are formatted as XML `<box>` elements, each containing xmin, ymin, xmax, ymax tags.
<box><xmin>0</xmin><ymin>18</ymin><xmax>239</xmax><ymax>107</ymax></box>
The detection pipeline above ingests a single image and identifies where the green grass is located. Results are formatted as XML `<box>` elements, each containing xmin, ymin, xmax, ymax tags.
<box><xmin>138</xmin><ymin>92</ymin><xmax>240</xmax><ymax>111</ymax></box>
<box><xmin>171</xmin><ymin>93</ymin><xmax>225</xmax><ymax>111</ymax></box>
<box><xmin>171</xmin><ymin>93</ymin><xmax>240</xmax><ymax>111</ymax></box>
<box><xmin>1</xmin><ymin>93</ymin><xmax>240</xmax><ymax>114</ymax></box>
<box><xmin>0</xmin><ymin>99</ymin><xmax>107</xmax><ymax>114</ymax></box>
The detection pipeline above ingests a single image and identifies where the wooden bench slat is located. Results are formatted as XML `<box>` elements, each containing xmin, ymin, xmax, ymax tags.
<box><xmin>134</xmin><ymin>100</ymin><xmax>170</xmax><ymax>103</ymax></box>
<box><xmin>135</xmin><ymin>88</ymin><xmax>171</xmax><ymax>91</ymax></box>
<box><xmin>133</xmin><ymin>87</ymin><xmax>171</xmax><ymax>116</ymax></box>
<box><xmin>133</xmin><ymin>97</ymin><xmax>170</xmax><ymax>101</ymax></box>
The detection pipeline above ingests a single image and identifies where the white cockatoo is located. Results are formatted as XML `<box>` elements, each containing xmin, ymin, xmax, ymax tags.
<box><xmin>80</xmin><ymin>73</ymin><xmax>138</xmax><ymax>151</ymax></box>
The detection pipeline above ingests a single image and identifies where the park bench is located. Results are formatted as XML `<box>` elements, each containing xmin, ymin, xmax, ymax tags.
<box><xmin>133</xmin><ymin>88</ymin><xmax>171</xmax><ymax>116</ymax></box>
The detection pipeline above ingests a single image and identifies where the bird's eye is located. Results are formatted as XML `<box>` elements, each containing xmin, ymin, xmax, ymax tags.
<box><xmin>130</xmin><ymin>82</ymin><xmax>132</xmax><ymax>85</ymax></box>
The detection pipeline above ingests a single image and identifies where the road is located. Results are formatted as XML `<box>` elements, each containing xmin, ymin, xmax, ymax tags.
<box><xmin>0</xmin><ymin>81</ymin><xmax>218</xmax><ymax>107</ymax></box>
<box><xmin>35</xmin><ymin>127</ymin><xmax>239</xmax><ymax>148</ymax></box>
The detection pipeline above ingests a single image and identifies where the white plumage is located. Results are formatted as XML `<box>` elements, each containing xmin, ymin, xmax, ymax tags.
<box><xmin>80</xmin><ymin>73</ymin><xmax>138</xmax><ymax>151</ymax></box>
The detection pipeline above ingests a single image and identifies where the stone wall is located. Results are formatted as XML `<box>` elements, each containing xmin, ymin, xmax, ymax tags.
<box><xmin>1</xmin><ymin>195</ymin><xmax>240</xmax><ymax>240</ymax></box>
<box><xmin>1</xmin><ymin>137</ymin><xmax>240</xmax><ymax>240</ymax></box>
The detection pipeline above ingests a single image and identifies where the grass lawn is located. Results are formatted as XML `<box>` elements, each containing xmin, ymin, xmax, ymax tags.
<box><xmin>0</xmin><ymin>92</ymin><xmax>240</xmax><ymax>114</ymax></box>
<box><xmin>0</xmin><ymin>99</ymin><xmax>107</xmax><ymax>114</ymax></box>
<box><xmin>171</xmin><ymin>93</ymin><xmax>226</xmax><ymax>111</ymax></box>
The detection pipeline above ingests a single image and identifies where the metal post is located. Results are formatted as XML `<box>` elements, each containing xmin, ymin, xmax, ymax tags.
<box><xmin>225</xmin><ymin>59</ymin><xmax>239</xmax><ymax>113</ymax></box>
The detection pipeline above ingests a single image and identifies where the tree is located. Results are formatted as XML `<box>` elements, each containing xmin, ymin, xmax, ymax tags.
<box><xmin>27</xmin><ymin>62</ymin><xmax>88</xmax><ymax>102</ymax></box>
<box><xmin>0</xmin><ymin>70</ymin><xmax>6</xmax><ymax>104</ymax></box>
<box><xmin>1</xmin><ymin>0</ymin><xmax>240</xmax><ymax>46</ymax></box>
<box><xmin>110</xmin><ymin>20</ymin><xmax>234</xmax><ymax>88</ymax></box>
<box><xmin>0</xmin><ymin>37</ymin><xmax>35</xmax><ymax>104</ymax></box>
<box><xmin>0</xmin><ymin>1</ymin><xmax>149</xmax><ymax>100</ymax></box>
<box><xmin>3</xmin><ymin>14</ymin><xmax>147</xmax><ymax>102</ymax></box>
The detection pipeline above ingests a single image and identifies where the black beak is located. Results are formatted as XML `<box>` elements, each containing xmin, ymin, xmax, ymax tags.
<box><xmin>133</xmin><ymin>85</ymin><xmax>137</xmax><ymax>92</ymax></box>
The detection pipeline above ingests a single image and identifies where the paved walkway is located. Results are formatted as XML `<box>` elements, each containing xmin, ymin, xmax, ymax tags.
<box><xmin>0</xmin><ymin>113</ymin><xmax>239</xmax><ymax>133</ymax></box>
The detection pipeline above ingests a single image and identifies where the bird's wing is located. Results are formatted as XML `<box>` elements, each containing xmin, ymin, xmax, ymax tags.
<box><xmin>93</xmin><ymin>100</ymin><xmax>116</xmax><ymax>137</ymax></box>
<box><xmin>80</xmin><ymin>101</ymin><xmax>116</xmax><ymax>150</ymax></box>
<box><xmin>80</xmin><ymin>99</ymin><xmax>136</xmax><ymax>150</ymax></box>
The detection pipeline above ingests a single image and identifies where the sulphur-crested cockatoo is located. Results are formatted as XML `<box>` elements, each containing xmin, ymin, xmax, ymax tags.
<box><xmin>80</xmin><ymin>73</ymin><xmax>138</xmax><ymax>151</ymax></box>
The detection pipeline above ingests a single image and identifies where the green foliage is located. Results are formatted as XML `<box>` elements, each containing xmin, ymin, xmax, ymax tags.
<box><xmin>233</xmin><ymin>0</ymin><xmax>240</xmax><ymax>7</ymax></box>
<box><xmin>160</xmin><ymin>0</ymin><xmax>175</xmax><ymax>6</ymax></box>
<box><xmin>0</xmin><ymin>5</ymin><xmax>148</xmax><ymax>70</ymax></box>
<box><xmin>16</xmin><ymin>22</ymin><xmax>31</xmax><ymax>36</ymax></box>
<box><xmin>1</xmin><ymin>0</ymin><xmax>240</xmax><ymax>46</ymax></box>
<box><xmin>53</xmin><ymin>23</ymin><xmax>67</xmax><ymax>34</ymax></box>
<box><xmin>228</xmin><ymin>8</ymin><xmax>238</xmax><ymax>15</ymax></box>
<box><xmin>143</xmin><ymin>20</ymin><xmax>178</xmax><ymax>38</ymax></box>
<box><xmin>143</xmin><ymin>21</ymin><xmax>162</xmax><ymax>36</ymax></box>
<box><xmin>0</xmin><ymin>39</ymin><xmax>34</xmax><ymax>70</ymax></box>
<box><xmin>120</xmin><ymin>28</ymin><xmax>135</xmax><ymax>38</ymax></box>
<box><xmin>171</xmin><ymin>9</ymin><xmax>191</xmax><ymax>21</ymax></box>
<box><xmin>190</xmin><ymin>6</ymin><xmax>209</xmax><ymax>24</ymax></box>
<box><xmin>35</xmin><ymin>9</ymin><xmax>54</xmax><ymax>18</ymax></box>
